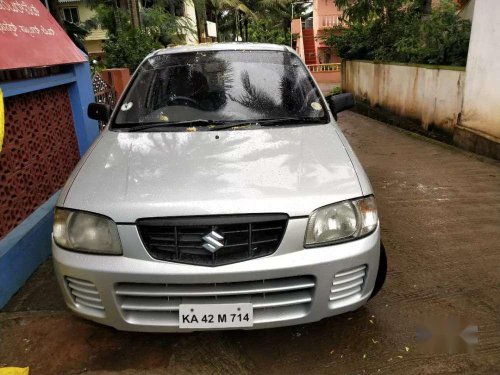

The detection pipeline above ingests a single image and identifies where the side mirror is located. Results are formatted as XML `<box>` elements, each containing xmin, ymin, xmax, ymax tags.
<box><xmin>88</xmin><ymin>102</ymin><xmax>111</xmax><ymax>122</ymax></box>
<box><xmin>328</xmin><ymin>93</ymin><xmax>355</xmax><ymax>120</ymax></box>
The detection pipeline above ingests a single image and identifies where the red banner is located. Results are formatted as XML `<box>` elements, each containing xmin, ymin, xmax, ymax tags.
<box><xmin>0</xmin><ymin>0</ymin><xmax>86</xmax><ymax>70</ymax></box>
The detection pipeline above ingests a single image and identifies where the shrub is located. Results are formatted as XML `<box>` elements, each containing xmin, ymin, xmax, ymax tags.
<box><xmin>247</xmin><ymin>18</ymin><xmax>288</xmax><ymax>45</ymax></box>
<box><xmin>90</xmin><ymin>2</ymin><xmax>192</xmax><ymax>71</ymax></box>
<box><xmin>104</xmin><ymin>28</ymin><xmax>162</xmax><ymax>72</ymax></box>
<box><xmin>330</xmin><ymin>86</ymin><xmax>342</xmax><ymax>96</ymax></box>
<box><xmin>322</xmin><ymin>0</ymin><xmax>471</xmax><ymax>66</ymax></box>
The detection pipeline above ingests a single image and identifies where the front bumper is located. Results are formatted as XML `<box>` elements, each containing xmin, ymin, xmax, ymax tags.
<box><xmin>52</xmin><ymin>219</ymin><xmax>381</xmax><ymax>332</ymax></box>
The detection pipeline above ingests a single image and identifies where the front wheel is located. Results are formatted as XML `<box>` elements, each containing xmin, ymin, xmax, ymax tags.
<box><xmin>369</xmin><ymin>241</ymin><xmax>387</xmax><ymax>300</ymax></box>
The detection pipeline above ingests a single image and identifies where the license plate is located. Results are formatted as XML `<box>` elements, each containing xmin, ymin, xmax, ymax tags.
<box><xmin>179</xmin><ymin>303</ymin><xmax>253</xmax><ymax>329</ymax></box>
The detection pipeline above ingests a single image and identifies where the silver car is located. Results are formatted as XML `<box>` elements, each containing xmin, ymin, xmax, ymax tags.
<box><xmin>52</xmin><ymin>43</ymin><xmax>386</xmax><ymax>332</ymax></box>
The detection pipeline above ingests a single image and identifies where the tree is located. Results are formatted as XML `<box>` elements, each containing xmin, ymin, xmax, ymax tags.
<box><xmin>142</xmin><ymin>4</ymin><xmax>196</xmax><ymax>45</ymax></box>
<box><xmin>84</xmin><ymin>0</ymin><xmax>311</xmax><ymax>69</ymax></box>
<box><xmin>333</xmin><ymin>0</ymin><xmax>406</xmax><ymax>25</ymax></box>
<box><xmin>47</xmin><ymin>0</ymin><xmax>64</xmax><ymax>26</ymax></box>
<box><xmin>103</xmin><ymin>28</ymin><xmax>162</xmax><ymax>71</ymax></box>
<box><xmin>322</xmin><ymin>0</ymin><xmax>471</xmax><ymax>66</ymax></box>
<box><xmin>256</xmin><ymin>0</ymin><xmax>309</xmax><ymax>43</ymax></box>
<box><xmin>196</xmin><ymin>0</ymin><xmax>255</xmax><ymax>42</ymax></box>
<box><xmin>193</xmin><ymin>0</ymin><xmax>309</xmax><ymax>43</ymax></box>
<box><xmin>85</xmin><ymin>0</ymin><xmax>199</xmax><ymax>70</ymax></box>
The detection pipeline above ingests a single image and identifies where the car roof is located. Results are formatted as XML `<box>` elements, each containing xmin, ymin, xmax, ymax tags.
<box><xmin>152</xmin><ymin>43</ymin><xmax>295</xmax><ymax>56</ymax></box>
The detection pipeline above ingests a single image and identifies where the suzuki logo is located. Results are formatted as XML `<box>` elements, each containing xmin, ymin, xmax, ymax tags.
<box><xmin>202</xmin><ymin>231</ymin><xmax>224</xmax><ymax>253</ymax></box>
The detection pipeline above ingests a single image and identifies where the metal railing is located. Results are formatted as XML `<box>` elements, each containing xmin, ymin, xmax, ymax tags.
<box><xmin>92</xmin><ymin>73</ymin><xmax>116</xmax><ymax>130</ymax></box>
<box><xmin>307</xmin><ymin>63</ymin><xmax>341</xmax><ymax>72</ymax></box>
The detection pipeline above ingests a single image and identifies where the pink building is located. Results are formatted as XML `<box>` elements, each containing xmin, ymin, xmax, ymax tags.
<box><xmin>292</xmin><ymin>0</ymin><xmax>343</xmax><ymax>65</ymax></box>
<box><xmin>313</xmin><ymin>0</ymin><xmax>343</xmax><ymax>63</ymax></box>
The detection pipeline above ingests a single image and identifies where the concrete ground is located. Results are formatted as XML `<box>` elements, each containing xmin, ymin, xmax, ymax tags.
<box><xmin>1</xmin><ymin>111</ymin><xmax>499</xmax><ymax>374</ymax></box>
<box><xmin>317</xmin><ymin>82</ymin><xmax>340</xmax><ymax>95</ymax></box>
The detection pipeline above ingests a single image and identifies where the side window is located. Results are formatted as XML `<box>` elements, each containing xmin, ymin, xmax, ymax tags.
<box><xmin>63</xmin><ymin>8</ymin><xmax>80</xmax><ymax>23</ymax></box>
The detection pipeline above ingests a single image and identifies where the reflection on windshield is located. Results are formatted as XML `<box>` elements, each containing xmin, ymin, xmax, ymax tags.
<box><xmin>113</xmin><ymin>50</ymin><xmax>328</xmax><ymax>128</ymax></box>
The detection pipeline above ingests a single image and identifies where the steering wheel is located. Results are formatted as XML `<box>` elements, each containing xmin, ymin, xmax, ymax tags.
<box><xmin>168</xmin><ymin>96</ymin><xmax>200</xmax><ymax>108</ymax></box>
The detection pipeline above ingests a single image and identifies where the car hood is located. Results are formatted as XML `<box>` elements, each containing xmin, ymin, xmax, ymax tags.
<box><xmin>63</xmin><ymin>124</ymin><xmax>362</xmax><ymax>222</ymax></box>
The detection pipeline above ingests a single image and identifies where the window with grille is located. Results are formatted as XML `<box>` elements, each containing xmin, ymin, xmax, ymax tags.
<box><xmin>63</xmin><ymin>8</ymin><xmax>80</xmax><ymax>23</ymax></box>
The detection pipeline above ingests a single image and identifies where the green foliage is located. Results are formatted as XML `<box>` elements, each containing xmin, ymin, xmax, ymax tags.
<box><xmin>323</xmin><ymin>0</ymin><xmax>471</xmax><ymax>66</ymax></box>
<box><xmin>247</xmin><ymin>16</ymin><xmax>288</xmax><ymax>44</ymax></box>
<box><xmin>89</xmin><ymin>0</ymin><xmax>195</xmax><ymax>71</ymax></box>
<box><xmin>142</xmin><ymin>4</ymin><xmax>195</xmax><ymax>45</ymax></box>
<box><xmin>90</xmin><ymin>4</ymin><xmax>131</xmax><ymax>35</ymax></box>
<box><xmin>395</xmin><ymin>1</ymin><xmax>471</xmax><ymax>66</ymax></box>
<box><xmin>91</xmin><ymin>3</ymin><xmax>161</xmax><ymax>71</ymax></box>
<box><xmin>214</xmin><ymin>0</ymin><xmax>308</xmax><ymax>43</ymax></box>
<box><xmin>103</xmin><ymin>28</ymin><xmax>162</xmax><ymax>71</ymax></box>
<box><xmin>89</xmin><ymin>0</ymin><xmax>309</xmax><ymax>68</ymax></box>
<box><xmin>330</xmin><ymin>86</ymin><xmax>342</xmax><ymax>95</ymax></box>
<box><xmin>333</xmin><ymin>0</ymin><xmax>407</xmax><ymax>25</ymax></box>
<box><xmin>63</xmin><ymin>20</ymin><xmax>90</xmax><ymax>48</ymax></box>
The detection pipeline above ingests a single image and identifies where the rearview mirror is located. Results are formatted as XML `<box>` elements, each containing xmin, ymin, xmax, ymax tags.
<box><xmin>328</xmin><ymin>93</ymin><xmax>355</xmax><ymax>120</ymax></box>
<box><xmin>88</xmin><ymin>102</ymin><xmax>111</xmax><ymax>122</ymax></box>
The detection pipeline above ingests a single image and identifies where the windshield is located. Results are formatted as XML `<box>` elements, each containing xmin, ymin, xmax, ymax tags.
<box><xmin>113</xmin><ymin>50</ymin><xmax>328</xmax><ymax>129</ymax></box>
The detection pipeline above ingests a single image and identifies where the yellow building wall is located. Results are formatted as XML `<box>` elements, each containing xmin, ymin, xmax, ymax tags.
<box><xmin>58</xmin><ymin>1</ymin><xmax>96</xmax><ymax>22</ymax></box>
<box><xmin>58</xmin><ymin>1</ymin><xmax>106</xmax><ymax>55</ymax></box>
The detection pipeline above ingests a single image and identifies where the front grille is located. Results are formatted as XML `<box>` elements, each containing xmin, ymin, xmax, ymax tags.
<box><xmin>65</xmin><ymin>277</ymin><xmax>105</xmax><ymax>315</ymax></box>
<box><xmin>137</xmin><ymin>214</ymin><xmax>288</xmax><ymax>266</ymax></box>
<box><xmin>115</xmin><ymin>275</ymin><xmax>315</xmax><ymax>326</ymax></box>
<box><xmin>329</xmin><ymin>265</ymin><xmax>367</xmax><ymax>304</ymax></box>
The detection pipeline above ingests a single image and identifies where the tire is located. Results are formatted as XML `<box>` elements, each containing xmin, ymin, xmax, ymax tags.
<box><xmin>369</xmin><ymin>241</ymin><xmax>387</xmax><ymax>300</ymax></box>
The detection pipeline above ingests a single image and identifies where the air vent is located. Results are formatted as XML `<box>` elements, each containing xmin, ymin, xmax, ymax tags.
<box><xmin>329</xmin><ymin>265</ymin><xmax>367</xmax><ymax>303</ymax></box>
<box><xmin>65</xmin><ymin>276</ymin><xmax>105</xmax><ymax>315</ymax></box>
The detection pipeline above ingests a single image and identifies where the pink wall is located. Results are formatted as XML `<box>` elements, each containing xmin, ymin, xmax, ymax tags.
<box><xmin>291</xmin><ymin>18</ymin><xmax>305</xmax><ymax>61</ymax></box>
<box><xmin>311</xmin><ymin>70</ymin><xmax>341</xmax><ymax>84</ymax></box>
<box><xmin>313</xmin><ymin>0</ymin><xmax>342</xmax><ymax>60</ymax></box>
<box><xmin>101</xmin><ymin>68</ymin><xmax>131</xmax><ymax>99</ymax></box>
<box><xmin>313</xmin><ymin>0</ymin><xmax>342</xmax><ymax>36</ymax></box>
<box><xmin>291</xmin><ymin>18</ymin><xmax>302</xmax><ymax>35</ymax></box>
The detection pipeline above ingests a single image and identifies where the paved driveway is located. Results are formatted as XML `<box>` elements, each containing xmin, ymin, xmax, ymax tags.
<box><xmin>1</xmin><ymin>111</ymin><xmax>499</xmax><ymax>374</ymax></box>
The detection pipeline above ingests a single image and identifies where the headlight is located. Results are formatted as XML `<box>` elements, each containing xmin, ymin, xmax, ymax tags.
<box><xmin>53</xmin><ymin>208</ymin><xmax>122</xmax><ymax>255</ymax></box>
<box><xmin>305</xmin><ymin>196</ymin><xmax>378</xmax><ymax>247</ymax></box>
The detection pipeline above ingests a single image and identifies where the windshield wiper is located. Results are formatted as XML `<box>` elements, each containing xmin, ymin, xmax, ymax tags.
<box><xmin>119</xmin><ymin>119</ymin><xmax>223</xmax><ymax>132</ymax></box>
<box><xmin>207</xmin><ymin>117</ymin><xmax>325</xmax><ymax>131</ymax></box>
<box><xmin>255</xmin><ymin>117</ymin><xmax>325</xmax><ymax>126</ymax></box>
<box><xmin>206</xmin><ymin>121</ymin><xmax>258</xmax><ymax>131</ymax></box>
<box><xmin>118</xmin><ymin>116</ymin><xmax>325</xmax><ymax>132</ymax></box>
